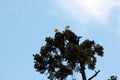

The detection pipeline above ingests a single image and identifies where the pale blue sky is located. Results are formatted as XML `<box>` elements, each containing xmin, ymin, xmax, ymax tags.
<box><xmin>0</xmin><ymin>0</ymin><xmax>120</xmax><ymax>80</ymax></box>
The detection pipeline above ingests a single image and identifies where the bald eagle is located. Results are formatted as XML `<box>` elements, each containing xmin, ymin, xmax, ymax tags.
<box><xmin>54</xmin><ymin>28</ymin><xmax>65</xmax><ymax>54</ymax></box>
<box><xmin>64</xmin><ymin>26</ymin><xmax>82</xmax><ymax>44</ymax></box>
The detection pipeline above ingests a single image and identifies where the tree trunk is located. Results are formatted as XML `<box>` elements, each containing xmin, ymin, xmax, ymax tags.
<box><xmin>80</xmin><ymin>62</ymin><xmax>87</xmax><ymax>80</ymax></box>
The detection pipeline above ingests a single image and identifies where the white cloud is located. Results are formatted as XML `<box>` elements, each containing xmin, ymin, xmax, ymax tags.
<box><xmin>55</xmin><ymin>0</ymin><xmax>120</xmax><ymax>22</ymax></box>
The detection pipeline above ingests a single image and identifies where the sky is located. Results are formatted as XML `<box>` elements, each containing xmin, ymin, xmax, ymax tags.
<box><xmin>0</xmin><ymin>0</ymin><xmax>120</xmax><ymax>80</ymax></box>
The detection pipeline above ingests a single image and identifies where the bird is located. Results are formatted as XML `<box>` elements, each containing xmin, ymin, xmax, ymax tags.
<box><xmin>54</xmin><ymin>28</ymin><xmax>65</xmax><ymax>54</ymax></box>
<box><xmin>64</xmin><ymin>26</ymin><xmax>82</xmax><ymax>44</ymax></box>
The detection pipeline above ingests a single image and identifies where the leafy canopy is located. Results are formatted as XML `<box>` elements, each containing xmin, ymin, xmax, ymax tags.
<box><xmin>33</xmin><ymin>28</ymin><xmax>104</xmax><ymax>80</ymax></box>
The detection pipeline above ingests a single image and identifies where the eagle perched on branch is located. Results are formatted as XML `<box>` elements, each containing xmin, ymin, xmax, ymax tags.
<box><xmin>54</xmin><ymin>28</ymin><xmax>65</xmax><ymax>53</ymax></box>
<box><xmin>64</xmin><ymin>26</ymin><xmax>82</xmax><ymax>44</ymax></box>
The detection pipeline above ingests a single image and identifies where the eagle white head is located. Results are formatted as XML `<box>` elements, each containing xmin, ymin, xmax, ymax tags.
<box><xmin>54</xmin><ymin>28</ymin><xmax>60</xmax><ymax>33</ymax></box>
<box><xmin>65</xmin><ymin>26</ymin><xmax>70</xmax><ymax>30</ymax></box>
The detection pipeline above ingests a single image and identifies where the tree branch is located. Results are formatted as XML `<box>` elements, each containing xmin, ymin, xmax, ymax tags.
<box><xmin>88</xmin><ymin>70</ymin><xmax>100</xmax><ymax>80</ymax></box>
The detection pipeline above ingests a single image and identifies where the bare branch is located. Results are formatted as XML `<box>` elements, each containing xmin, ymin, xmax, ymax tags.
<box><xmin>88</xmin><ymin>70</ymin><xmax>100</xmax><ymax>80</ymax></box>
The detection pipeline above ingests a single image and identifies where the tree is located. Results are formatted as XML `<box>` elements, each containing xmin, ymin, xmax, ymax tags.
<box><xmin>33</xmin><ymin>27</ymin><xmax>104</xmax><ymax>80</ymax></box>
<box><xmin>108</xmin><ymin>75</ymin><xmax>117</xmax><ymax>80</ymax></box>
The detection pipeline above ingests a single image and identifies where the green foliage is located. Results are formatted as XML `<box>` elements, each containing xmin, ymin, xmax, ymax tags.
<box><xmin>33</xmin><ymin>29</ymin><xmax>104</xmax><ymax>80</ymax></box>
<box><xmin>108</xmin><ymin>75</ymin><xmax>117</xmax><ymax>80</ymax></box>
